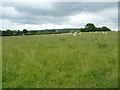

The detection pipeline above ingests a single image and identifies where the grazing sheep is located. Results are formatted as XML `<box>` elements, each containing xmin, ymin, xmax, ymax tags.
<box><xmin>73</xmin><ymin>33</ymin><xmax>76</xmax><ymax>36</ymax></box>
<box><xmin>67</xmin><ymin>33</ymin><xmax>70</xmax><ymax>35</ymax></box>
<box><xmin>103</xmin><ymin>32</ymin><xmax>107</xmax><ymax>34</ymax></box>
<box><xmin>74</xmin><ymin>32</ymin><xmax>77</xmax><ymax>34</ymax></box>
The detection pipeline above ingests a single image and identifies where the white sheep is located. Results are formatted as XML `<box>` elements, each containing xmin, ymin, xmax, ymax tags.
<box><xmin>73</xmin><ymin>33</ymin><xmax>76</xmax><ymax>36</ymax></box>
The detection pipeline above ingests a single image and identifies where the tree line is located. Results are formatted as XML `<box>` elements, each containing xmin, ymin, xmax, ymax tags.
<box><xmin>0</xmin><ymin>23</ymin><xmax>111</xmax><ymax>36</ymax></box>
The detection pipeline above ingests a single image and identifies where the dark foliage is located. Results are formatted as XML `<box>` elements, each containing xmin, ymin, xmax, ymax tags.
<box><xmin>1</xmin><ymin>23</ymin><xmax>111</xmax><ymax>36</ymax></box>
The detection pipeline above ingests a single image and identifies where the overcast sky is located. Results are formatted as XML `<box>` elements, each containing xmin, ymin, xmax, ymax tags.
<box><xmin>0</xmin><ymin>1</ymin><xmax>118</xmax><ymax>30</ymax></box>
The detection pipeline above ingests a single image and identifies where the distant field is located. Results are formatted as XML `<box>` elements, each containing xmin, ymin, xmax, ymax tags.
<box><xmin>2</xmin><ymin>32</ymin><xmax>118</xmax><ymax>88</ymax></box>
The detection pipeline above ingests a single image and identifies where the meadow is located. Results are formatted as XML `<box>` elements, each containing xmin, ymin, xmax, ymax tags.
<box><xmin>2</xmin><ymin>32</ymin><xmax>118</xmax><ymax>88</ymax></box>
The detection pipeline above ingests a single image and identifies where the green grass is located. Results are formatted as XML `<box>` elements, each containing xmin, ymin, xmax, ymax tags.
<box><xmin>2</xmin><ymin>32</ymin><xmax>118</xmax><ymax>88</ymax></box>
<box><xmin>0</xmin><ymin>37</ymin><xmax>2</xmax><ymax>89</ymax></box>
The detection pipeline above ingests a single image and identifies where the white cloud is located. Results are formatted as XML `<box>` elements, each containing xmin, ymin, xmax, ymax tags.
<box><xmin>63</xmin><ymin>8</ymin><xmax>118</xmax><ymax>31</ymax></box>
<box><xmin>0</xmin><ymin>2</ymin><xmax>118</xmax><ymax>31</ymax></box>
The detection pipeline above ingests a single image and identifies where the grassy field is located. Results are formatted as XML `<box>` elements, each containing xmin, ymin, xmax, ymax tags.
<box><xmin>0</xmin><ymin>37</ymin><xmax>2</xmax><ymax>89</ymax></box>
<box><xmin>2</xmin><ymin>32</ymin><xmax>118</xmax><ymax>88</ymax></box>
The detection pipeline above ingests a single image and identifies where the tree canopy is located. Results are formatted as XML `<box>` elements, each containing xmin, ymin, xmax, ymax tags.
<box><xmin>85</xmin><ymin>23</ymin><xmax>96</xmax><ymax>32</ymax></box>
<box><xmin>1</xmin><ymin>23</ymin><xmax>111</xmax><ymax>36</ymax></box>
<box><xmin>23</xmin><ymin>29</ymin><xmax>28</xmax><ymax>34</ymax></box>
<box><xmin>83</xmin><ymin>23</ymin><xmax>111</xmax><ymax>32</ymax></box>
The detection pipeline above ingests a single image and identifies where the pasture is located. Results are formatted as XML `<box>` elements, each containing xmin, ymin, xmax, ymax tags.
<box><xmin>2</xmin><ymin>32</ymin><xmax>118</xmax><ymax>88</ymax></box>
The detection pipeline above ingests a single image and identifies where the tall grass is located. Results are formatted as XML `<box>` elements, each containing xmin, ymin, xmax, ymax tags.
<box><xmin>2</xmin><ymin>32</ymin><xmax>118</xmax><ymax>88</ymax></box>
<box><xmin>0</xmin><ymin>37</ymin><xmax>2</xmax><ymax>89</ymax></box>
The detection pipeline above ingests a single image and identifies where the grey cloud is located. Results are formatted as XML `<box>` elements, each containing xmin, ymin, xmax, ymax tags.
<box><xmin>1</xmin><ymin>2</ymin><xmax>118</xmax><ymax>26</ymax></box>
<box><xmin>9</xmin><ymin>15</ymin><xmax>67</xmax><ymax>25</ymax></box>
<box><xmin>1</xmin><ymin>2</ymin><xmax>117</xmax><ymax>17</ymax></box>
<box><xmin>2</xmin><ymin>15</ymin><xmax>67</xmax><ymax>25</ymax></box>
<box><xmin>53</xmin><ymin>2</ymin><xmax>117</xmax><ymax>15</ymax></box>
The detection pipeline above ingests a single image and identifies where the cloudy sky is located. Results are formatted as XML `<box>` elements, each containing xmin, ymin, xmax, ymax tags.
<box><xmin>0</xmin><ymin>1</ymin><xmax>118</xmax><ymax>30</ymax></box>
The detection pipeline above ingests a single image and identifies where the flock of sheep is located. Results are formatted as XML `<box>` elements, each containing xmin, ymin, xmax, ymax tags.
<box><xmin>51</xmin><ymin>31</ymin><xmax>111</xmax><ymax>36</ymax></box>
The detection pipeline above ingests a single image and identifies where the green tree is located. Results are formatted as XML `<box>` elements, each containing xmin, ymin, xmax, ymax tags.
<box><xmin>96</xmin><ymin>27</ymin><xmax>102</xmax><ymax>31</ymax></box>
<box><xmin>6</xmin><ymin>29</ymin><xmax>14</xmax><ymax>36</ymax></box>
<box><xmin>16</xmin><ymin>30</ymin><xmax>22</xmax><ymax>36</ymax></box>
<box><xmin>23</xmin><ymin>29</ymin><xmax>28</xmax><ymax>35</ymax></box>
<box><xmin>85</xmin><ymin>23</ymin><xmax>96</xmax><ymax>32</ymax></box>
<box><xmin>101</xmin><ymin>26</ymin><xmax>111</xmax><ymax>31</ymax></box>
<box><xmin>80</xmin><ymin>28</ymin><xmax>85</xmax><ymax>32</ymax></box>
<box><xmin>0</xmin><ymin>30</ymin><xmax>1</xmax><ymax>36</ymax></box>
